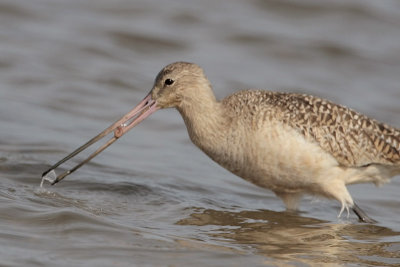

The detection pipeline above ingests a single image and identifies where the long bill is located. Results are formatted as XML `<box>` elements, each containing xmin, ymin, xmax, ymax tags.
<box><xmin>42</xmin><ymin>93</ymin><xmax>159</xmax><ymax>186</ymax></box>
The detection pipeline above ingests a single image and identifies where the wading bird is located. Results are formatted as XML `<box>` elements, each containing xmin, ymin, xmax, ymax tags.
<box><xmin>42</xmin><ymin>62</ymin><xmax>400</xmax><ymax>223</ymax></box>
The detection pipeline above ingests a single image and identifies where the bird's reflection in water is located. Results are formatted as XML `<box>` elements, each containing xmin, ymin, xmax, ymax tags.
<box><xmin>177</xmin><ymin>209</ymin><xmax>400</xmax><ymax>266</ymax></box>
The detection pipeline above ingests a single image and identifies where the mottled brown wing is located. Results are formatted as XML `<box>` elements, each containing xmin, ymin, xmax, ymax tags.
<box><xmin>224</xmin><ymin>90</ymin><xmax>400</xmax><ymax>167</ymax></box>
<box><xmin>274</xmin><ymin>92</ymin><xmax>400</xmax><ymax>167</ymax></box>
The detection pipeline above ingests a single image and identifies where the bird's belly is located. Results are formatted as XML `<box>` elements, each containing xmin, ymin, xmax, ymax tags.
<box><xmin>216</xmin><ymin>122</ymin><xmax>340</xmax><ymax>194</ymax></box>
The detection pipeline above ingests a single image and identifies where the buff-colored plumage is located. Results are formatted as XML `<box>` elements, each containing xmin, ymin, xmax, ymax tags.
<box><xmin>150</xmin><ymin>62</ymin><xmax>400</xmax><ymax>221</ymax></box>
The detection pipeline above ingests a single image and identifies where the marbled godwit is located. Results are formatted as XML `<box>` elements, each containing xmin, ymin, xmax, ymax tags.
<box><xmin>42</xmin><ymin>62</ymin><xmax>400</xmax><ymax>223</ymax></box>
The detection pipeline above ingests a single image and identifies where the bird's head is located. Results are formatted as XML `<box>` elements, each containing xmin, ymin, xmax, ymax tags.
<box><xmin>150</xmin><ymin>61</ymin><xmax>211</xmax><ymax>109</ymax></box>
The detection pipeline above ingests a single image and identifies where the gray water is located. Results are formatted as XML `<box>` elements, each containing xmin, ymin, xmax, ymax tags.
<box><xmin>1</xmin><ymin>0</ymin><xmax>400</xmax><ymax>266</ymax></box>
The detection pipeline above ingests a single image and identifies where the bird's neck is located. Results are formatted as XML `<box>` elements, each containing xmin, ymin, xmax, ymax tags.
<box><xmin>177</xmin><ymin>89</ymin><xmax>229</xmax><ymax>156</ymax></box>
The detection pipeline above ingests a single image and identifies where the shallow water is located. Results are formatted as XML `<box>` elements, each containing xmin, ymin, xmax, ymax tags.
<box><xmin>1</xmin><ymin>0</ymin><xmax>400</xmax><ymax>266</ymax></box>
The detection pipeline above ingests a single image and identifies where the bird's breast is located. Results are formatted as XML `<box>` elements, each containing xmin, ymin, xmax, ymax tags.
<box><xmin>195</xmin><ymin>119</ymin><xmax>340</xmax><ymax>193</ymax></box>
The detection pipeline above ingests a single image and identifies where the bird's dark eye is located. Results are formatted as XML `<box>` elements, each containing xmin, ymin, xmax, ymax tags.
<box><xmin>164</xmin><ymin>78</ymin><xmax>174</xmax><ymax>86</ymax></box>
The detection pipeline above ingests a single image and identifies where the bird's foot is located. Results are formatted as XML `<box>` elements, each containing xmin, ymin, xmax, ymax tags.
<box><xmin>338</xmin><ymin>204</ymin><xmax>350</xmax><ymax>219</ymax></box>
<box><xmin>352</xmin><ymin>203</ymin><xmax>377</xmax><ymax>223</ymax></box>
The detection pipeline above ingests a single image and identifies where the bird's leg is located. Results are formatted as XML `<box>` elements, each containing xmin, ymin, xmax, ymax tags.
<box><xmin>275</xmin><ymin>192</ymin><xmax>303</xmax><ymax>211</ymax></box>
<box><xmin>352</xmin><ymin>202</ymin><xmax>377</xmax><ymax>223</ymax></box>
<box><xmin>321</xmin><ymin>180</ymin><xmax>376</xmax><ymax>223</ymax></box>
